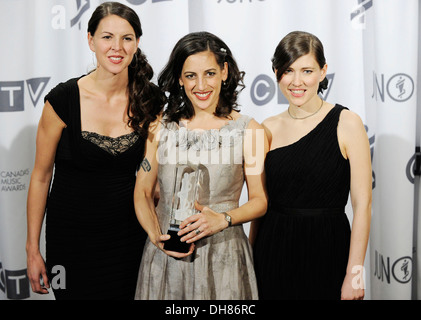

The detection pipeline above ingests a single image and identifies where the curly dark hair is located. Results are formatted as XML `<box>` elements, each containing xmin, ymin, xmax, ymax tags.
<box><xmin>87</xmin><ymin>2</ymin><xmax>165</xmax><ymax>139</ymax></box>
<box><xmin>272</xmin><ymin>31</ymin><xmax>328</xmax><ymax>94</ymax></box>
<box><xmin>158</xmin><ymin>31</ymin><xmax>245</xmax><ymax>123</ymax></box>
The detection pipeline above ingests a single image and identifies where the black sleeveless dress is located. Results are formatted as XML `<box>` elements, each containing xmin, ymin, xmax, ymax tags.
<box><xmin>253</xmin><ymin>105</ymin><xmax>351</xmax><ymax>300</ymax></box>
<box><xmin>44</xmin><ymin>77</ymin><xmax>147</xmax><ymax>300</ymax></box>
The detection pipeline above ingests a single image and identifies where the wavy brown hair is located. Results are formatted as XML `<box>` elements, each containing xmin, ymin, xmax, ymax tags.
<box><xmin>87</xmin><ymin>2</ymin><xmax>165</xmax><ymax>138</ymax></box>
<box><xmin>158</xmin><ymin>31</ymin><xmax>245</xmax><ymax>123</ymax></box>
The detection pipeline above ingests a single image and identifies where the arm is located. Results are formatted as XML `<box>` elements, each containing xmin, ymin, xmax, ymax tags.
<box><xmin>26</xmin><ymin>101</ymin><xmax>66</xmax><ymax>294</ymax></box>
<box><xmin>179</xmin><ymin>119</ymin><xmax>269</xmax><ymax>243</ymax></box>
<box><xmin>133</xmin><ymin>119</ymin><xmax>194</xmax><ymax>258</ymax></box>
<box><xmin>338</xmin><ymin>110</ymin><xmax>372</xmax><ymax>300</ymax></box>
<box><xmin>249</xmin><ymin>119</ymin><xmax>272</xmax><ymax>245</ymax></box>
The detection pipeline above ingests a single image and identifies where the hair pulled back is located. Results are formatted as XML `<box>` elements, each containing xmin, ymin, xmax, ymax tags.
<box><xmin>87</xmin><ymin>1</ymin><xmax>165</xmax><ymax>138</ymax></box>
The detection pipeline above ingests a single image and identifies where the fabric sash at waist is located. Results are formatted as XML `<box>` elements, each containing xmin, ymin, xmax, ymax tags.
<box><xmin>160</xmin><ymin>201</ymin><xmax>238</xmax><ymax>214</ymax></box>
<box><xmin>269</xmin><ymin>206</ymin><xmax>345</xmax><ymax>217</ymax></box>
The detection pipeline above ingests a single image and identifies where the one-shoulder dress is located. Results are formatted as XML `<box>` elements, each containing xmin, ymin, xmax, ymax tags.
<box><xmin>44</xmin><ymin>77</ymin><xmax>147</xmax><ymax>300</ymax></box>
<box><xmin>253</xmin><ymin>105</ymin><xmax>351</xmax><ymax>300</ymax></box>
<box><xmin>135</xmin><ymin>115</ymin><xmax>258</xmax><ymax>300</ymax></box>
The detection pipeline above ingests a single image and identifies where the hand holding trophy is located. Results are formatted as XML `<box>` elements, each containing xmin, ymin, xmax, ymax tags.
<box><xmin>164</xmin><ymin>163</ymin><xmax>204</xmax><ymax>253</ymax></box>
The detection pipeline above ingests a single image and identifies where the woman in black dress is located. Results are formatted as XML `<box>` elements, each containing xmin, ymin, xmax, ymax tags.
<box><xmin>26</xmin><ymin>2</ymin><xmax>165</xmax><ymax>299</ymax></box>
<box><xmin>251</xmin><ymin>31</ymin><xmax>371</xmax><ymax>300</ymax></box>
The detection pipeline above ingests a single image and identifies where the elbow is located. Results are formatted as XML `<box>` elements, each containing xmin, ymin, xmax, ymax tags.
<box><xmin>351</xmin><ymin>197</ymin><xmax>372</xmax><ymax>223</ymax></box>
<box><xmin>134</xmin><ymin>187</ymin><xmax>153</xmax><ymax>208</ymax></box>
<box><xmin>257</xmin><ymin>197</ymin><xmax>268</xmax><ymax>218</ymax></box>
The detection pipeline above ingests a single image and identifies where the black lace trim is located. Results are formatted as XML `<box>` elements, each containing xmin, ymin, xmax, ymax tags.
<box><xmin>81</xmin><ymin>131</ymin><xmax>139</xmax><ymax>156</ymax></box>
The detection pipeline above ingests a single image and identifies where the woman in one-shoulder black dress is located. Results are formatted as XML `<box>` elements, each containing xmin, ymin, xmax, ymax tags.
<box><xmin>26</xmin><ymin>2</ymin><xmax>164</xmax><ymax>299</ymax></box>
<box><xmin>251</xmin><ymin>31</ymin><xmax>371</xmax><ymax>300</ymax></box>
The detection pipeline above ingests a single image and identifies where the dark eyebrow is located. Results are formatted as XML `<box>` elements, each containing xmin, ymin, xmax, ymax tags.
<box><xmin>287</xmin><ymin>66</ymin><xmax>316</xmax><ymax>70</ymax></box>
<box><xmin>183</xmin><ymin>68</ymin><xmax>218</xmax><ymax>75</ymax></box>
<box><xmin>101</xmin><ymin>31</ymin><xmax>135</xmax><ymax>37</ymax></box>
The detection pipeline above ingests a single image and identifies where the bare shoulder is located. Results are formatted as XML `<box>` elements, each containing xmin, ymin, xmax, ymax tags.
<box><xmin>230</xmin><ymin>111</ymin><xmax>263</xmax><ymax>130</ymax></box>
<box><xmin>149</xmin><ymin>113</ymin><xmax>163</xmax><ymax>131</ymax></box>
<box><xmin>262</xmin><ymin>113</ymin><xmax>283</xmax><ymax>127</ymax></box>
<box><xmin>230</xmin><ymin>110</ymin><xmax>243</xmax><ymax>121</ymax></box>
<box><xmin>260</xmin><ymin>113</ymin><xmax>285</xmax><ymax>146</ymax></box>
<box><xmin>147</xmin><ymin>113</ymin><xmax>163</xmax><ymax>143</ymax></box>
<box><xmin>77</xmin><ymin>74</ymin><xmax>96</xmax><ymax>97</ymax></box>
<box><xmin>261</xmin><ymin>112</ymin><xmax>286</xmax><ymax>135</ymax></box>
<box><xmin>246</xmin><ymin>118</ymin><xmax>264</xmax><ymax>130</ymax></box>
<box><xmin>41</xmin><ymin>100</ymin><xmax>67</xmax><ymax>129</ymax></box>
<box><xmin>338</xmin><ymin>108</ymin><xmax>369</xmax><ymax>154</ymax></box>
<box><xmin>339</xmin><ymin>108</ymin><xmax>365</xmax><ymax>132</ymax></box>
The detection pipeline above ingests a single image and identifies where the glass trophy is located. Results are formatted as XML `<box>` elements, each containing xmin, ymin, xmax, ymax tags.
<box><xmin>164</xmin><ymin>163</ymin><xmax>206</xmax><ymax>253</ymax></box>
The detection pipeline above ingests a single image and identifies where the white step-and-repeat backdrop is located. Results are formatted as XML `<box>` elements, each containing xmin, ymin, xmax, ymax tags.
<box><xmin>0</xmin><ymin>0</ymin><xmax>419</xmax><ymax>300</ymax></box>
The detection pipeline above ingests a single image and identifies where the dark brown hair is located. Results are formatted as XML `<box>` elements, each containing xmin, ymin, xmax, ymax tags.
<box><xmin>87</xmin><ymin>2</ymin><xmax>165</xmax><ymax>138</ymax></box>
<box><xmin>158</xmin><ymin>31</ymin><xmax>245</xmax><ymax>123</ymax></box>
<box><xmin>272</xmin><ymin>31</ymin><xmax>328</xmax><ymax>94</ymax></box>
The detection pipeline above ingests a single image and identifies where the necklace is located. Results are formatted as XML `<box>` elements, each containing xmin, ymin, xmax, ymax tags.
<box><xmin>288</xmin><ymin>99</ymin><xmax>324</xmax><ymax>120</ymax></box>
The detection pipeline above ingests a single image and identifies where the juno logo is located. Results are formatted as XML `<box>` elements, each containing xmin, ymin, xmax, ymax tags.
<box><xmin>372</xmin><ymin>72</ymin><xmax>414</xmax><ymax>103</ymax></box>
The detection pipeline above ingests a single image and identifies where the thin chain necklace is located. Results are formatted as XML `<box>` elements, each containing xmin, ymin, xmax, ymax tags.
<box><xmin>288</xmin><ymin>99</ymin><xmax>324</xmax><ymax>120</ymax></box>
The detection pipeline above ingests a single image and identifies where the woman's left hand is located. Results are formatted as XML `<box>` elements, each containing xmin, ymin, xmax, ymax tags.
<box><xmin>341</xmin><ymin>272</ymin><xmax>365</xmax><ymax>300</ymax></box>
<box><xmin>177</xmin><ymin>201</ymin><xmax>228</xmax><ymax>244</ymax></box>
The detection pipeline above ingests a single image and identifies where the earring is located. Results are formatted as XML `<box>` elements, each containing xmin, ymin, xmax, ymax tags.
<box><xmin>179</xmin><ymin>85</ymin><xmax>184</xmax><ymax>100</ymax></box>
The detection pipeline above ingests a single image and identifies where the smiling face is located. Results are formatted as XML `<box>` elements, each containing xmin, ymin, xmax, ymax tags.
<box><xmin>88</xmin><ymin>14</ymin><xmax>139</xmax><ymax>76</ymax></box>
<box><xmin>179</xmin><ymin>51</ymin><xmax>228</xmax><ymax>114</ymax></box>
<box><xmin>278</xmin><ymin>53</ymin><xmax>327</xmax><ymax>108</ymax></box>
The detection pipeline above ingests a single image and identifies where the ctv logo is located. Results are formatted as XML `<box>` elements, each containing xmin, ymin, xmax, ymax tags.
<box><xmin>0</xmin><ymin>262</ymin><xmax>30</xmax><ymax>300</ymax></box>
<box><xmin>0</xmin><ymin>78</ymin><xmax>50</xmax><ymax>112</ymax></box>
<box><xmin>0</xmin><ymin>262</ymin><xmax>65</xmax><ymax>299</ymax></box>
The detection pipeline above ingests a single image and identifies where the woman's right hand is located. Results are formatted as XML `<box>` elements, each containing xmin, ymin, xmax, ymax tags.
<box><xmin>27</xmin><ymin>250</ymin><xmax>50</xmax><ymax>294</ymax></box>
<box><xmin>152</xmin><ymin>233</ymin><xmax>195</xmax><ymax>259</ymax></box>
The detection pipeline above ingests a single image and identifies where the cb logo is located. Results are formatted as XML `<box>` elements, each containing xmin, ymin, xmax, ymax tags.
<box><xmin>250</xmin><ymin>73</ymin><xmax>334</xmax><ymax>106</ymax></box>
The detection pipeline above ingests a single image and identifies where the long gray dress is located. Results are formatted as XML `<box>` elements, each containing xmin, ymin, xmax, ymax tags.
<box><xmin>135</xmin><ymin>114</ymin><xmax>258</xmax><ymax>300</ymax></box>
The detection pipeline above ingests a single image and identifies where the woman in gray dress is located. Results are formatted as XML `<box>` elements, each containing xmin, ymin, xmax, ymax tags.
<box><xmin>134</xmin><ymin>31</ymin><xmax>268</xmax><ymax>299</ymax></box>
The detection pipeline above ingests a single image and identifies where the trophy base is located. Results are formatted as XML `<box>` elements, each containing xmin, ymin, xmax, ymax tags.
<box><xmin>164</xmin><ymin>229</ymin><xmax>191</xmax><ymax>253</ymax></box>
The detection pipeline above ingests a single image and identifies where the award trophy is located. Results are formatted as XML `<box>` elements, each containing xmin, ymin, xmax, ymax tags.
<box><xmin>164</xmin><ymin>163</ymin><xmax>205</xmax><ymax>253</ymax></box>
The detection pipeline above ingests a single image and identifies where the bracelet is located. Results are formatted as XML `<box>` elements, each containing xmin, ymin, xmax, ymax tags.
<box><xmin>221</xmin><ymin>211</ymin><xmax>232</xmax><ymax>227</ymax></box>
